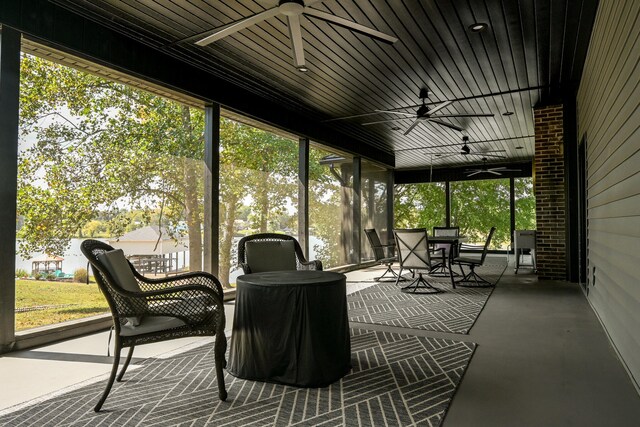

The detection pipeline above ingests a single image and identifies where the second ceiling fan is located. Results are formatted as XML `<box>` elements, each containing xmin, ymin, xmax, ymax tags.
<box><xmin>362</xmin><ymin>88</ymin><xmax>494</xmax><ymax>135</ymax></box>
<box><xmin>195</xmin><ymin>0</ymin><xmax>398</xmax><ymax>70</ymax></box>
<box><xmin>465</xmin><ymin>158</ymin><xmax>521</xmax><ymax>177</ymax></box>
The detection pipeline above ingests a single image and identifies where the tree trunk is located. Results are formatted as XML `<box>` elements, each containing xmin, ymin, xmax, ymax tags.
<box><xmin>218</xmin><ymin>194</ymin><xmax>239</xmax><ymax>287</ymax></box>
<box><xmin>184</xmin><ymin>160</ymin><xmax>202</xmax><ymax>271</ymax></box>
<box><xmin>256</xmin><ymin>173</ymin><xmax>270</xmax><ymax>232</ymax></box>
<box><xmin>181</xmin><ymin>106</ymin><xmax>203</xmax><ymax>271</ymax></box>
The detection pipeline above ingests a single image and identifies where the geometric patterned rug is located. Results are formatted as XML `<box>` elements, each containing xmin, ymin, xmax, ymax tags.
<box><xmin>348</xmin><ymin>264</ymin><xmax>507</xmax><ymax>334</ymax></box>
<box><xmin>0</xmin><ymin>329</ymin><xmax>475</xmax><ymax>427</ymax></box>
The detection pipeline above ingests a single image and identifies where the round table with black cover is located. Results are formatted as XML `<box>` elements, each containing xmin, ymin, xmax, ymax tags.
<box><xmin>228</xmin><ymin>270</ymin><xmax>351</xmax><ymax>387</ymax></box>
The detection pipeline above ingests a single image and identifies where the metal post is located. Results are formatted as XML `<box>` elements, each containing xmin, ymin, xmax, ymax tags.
<box><xmin>386</xmin><ymin>170</ymin><xmax>394</xmax><ymax>242</ymax></box>
<box><xmin>445</xmin><ymin>181</ymin><xmax>451</xmax><ymax>227</ymax></box>
<box><xmin>352</xmin><ymin>157</ymin><xmax>361</xmax><ymax>264</ymax></box>
<box><xmin>510</xmin><ymin>177</ymin><xmax>516</xmax><ymax>253</ymax></box>
<box><xmin>203</xmin><ymin>104</ymin><xmax>220</xmax><ymax>276</ymax></box>
<box><xmin>298</xmin><ymin>138</ymin><xmax>309</xmax><ymax>258</ymax></box>
<box><xmin>0</xmin><ymin>27</ymin><xmax>21</xmax><ymax>353</ymax></box>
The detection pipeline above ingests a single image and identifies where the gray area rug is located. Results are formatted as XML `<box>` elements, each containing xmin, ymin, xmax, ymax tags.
<box><xmin>0</xmin><ymin>329</ymin><xmax>475</xmax><ymax>427</ymax></box>
<box><xmin>348</xmin><ymin>264</ymin><xmax>507</xmax><ymax>334</ymax></box>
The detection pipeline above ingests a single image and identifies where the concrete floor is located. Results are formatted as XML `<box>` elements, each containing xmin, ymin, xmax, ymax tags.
<box><xmin>2</xmin><ymin>259</ymin><xmax>640</xmax><ymax>426</ymax></box>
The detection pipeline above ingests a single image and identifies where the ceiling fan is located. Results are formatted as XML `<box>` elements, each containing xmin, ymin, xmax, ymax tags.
<box><xmin>430</xmin><ymin>136</ymin><xmax>506</xmax><ymax>159</ymax></box>
<box><xmin>361</xmin><ymin>88</ymin><xmax>494</xmax><ymax>135</ymax></box>
<box><xmin>465</xmin><ymin>157</ymin><xmax>521</xmax><ymax>177</ymax></box>
<box><xmin>195</xmin><ymin>0</ymin><xmax>398</xmax><ymax>70</ymax></box>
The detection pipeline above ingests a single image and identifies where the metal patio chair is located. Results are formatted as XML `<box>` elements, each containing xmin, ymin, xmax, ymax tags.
<box><xmin>364</xmin><ymin>228</ymin><xmax>405</xmax><ymax>282</ymax></box>
<box><xmin>451</xmin><ymin>227</ymin><xmax>497</xmax><ymax>287</ymax></box>
<box><xmin>393</xmin><ymin>228</ymin><xmax>445</xmax><ymax>294</ymax></box>
<box><xmin>430</xmin><ymin>226</ymin><xmax>461</xmax><ymax>276</ymax></box>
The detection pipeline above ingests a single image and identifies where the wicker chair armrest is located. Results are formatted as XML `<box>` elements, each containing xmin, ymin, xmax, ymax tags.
<box><xmin>114</xmin><ymin>283</ymin><xmax>221</xmax><ymax>303</ymax></box>
<box><xmin>110</xmin><ymin>283</ymin><xmax>223</xmax><ymax>324</ymax></box>
<box><xmin>134</xmin><ymin>270</ymin><xmax>224</xmax><ymax>299</ymax></box>
<box><xmin>238</xmin><ymin>263</ymin><xmax>251</xmax><ymax>274</ymax></box>
<box><xmin>300</xmin><ymin>260</ymin><xmax>323</xmax><ymax>271</ymax></box>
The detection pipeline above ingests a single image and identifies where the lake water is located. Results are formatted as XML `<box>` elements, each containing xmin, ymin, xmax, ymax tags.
<box><xmin>15</xmin><ymin>238</ymin><xmax>98</xmax><ymax>274</ymax></box>
<box><xmin>15</xmin><ymin>236</ymin><xmax>325</xmax><ymax>278</ymax></box>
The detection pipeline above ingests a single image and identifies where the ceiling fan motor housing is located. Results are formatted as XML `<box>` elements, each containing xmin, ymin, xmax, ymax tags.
<box><xmin>279</xmin><ymin>0</ymin><xmax>305</xmax><ymax>16</ymax></box>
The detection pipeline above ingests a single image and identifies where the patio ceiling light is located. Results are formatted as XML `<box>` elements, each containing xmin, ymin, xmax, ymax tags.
<box><xmin>469</xmin><ymin>23</ymin><xmax>488</xmax><ymax>32</ymax></box>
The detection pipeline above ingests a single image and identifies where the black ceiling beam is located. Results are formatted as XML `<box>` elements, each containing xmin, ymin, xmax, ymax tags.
<box><xmin>394</xmin><ymin>161</ymin><xmax>532</xmax><ymax>184</ymax></box>
<box><xmin>0</xmin><ymin>0</ymin><xmax>394</xmax><ymax>167</ymax></box>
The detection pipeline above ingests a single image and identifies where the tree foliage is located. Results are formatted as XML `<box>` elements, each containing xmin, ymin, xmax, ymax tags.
<box><xmin>395</xmin><ymin>178</ymin><xmax>536</xmax><ymax>249</ymax></box>
<box><xmin>18</xmin><ymin>55</ymin><xmax>205</xmax><ymax>266</ymax></box>
<box><xmin>17</xmin><ymin>53</ymin><xmax>344</xmax><ymax>286</ymax></box>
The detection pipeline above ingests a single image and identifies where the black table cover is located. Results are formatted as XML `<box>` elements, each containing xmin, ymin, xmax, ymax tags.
<box><xmin>228</xmin><ymin>270</ymin><xmax>351</xmax><ymax>387</ymax></box>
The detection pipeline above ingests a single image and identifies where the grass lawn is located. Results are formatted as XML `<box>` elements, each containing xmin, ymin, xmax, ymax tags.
<box><xmin>15</xmin><ymin>279</ymin><xmax>109</xmax><ymax>331</ymax></box>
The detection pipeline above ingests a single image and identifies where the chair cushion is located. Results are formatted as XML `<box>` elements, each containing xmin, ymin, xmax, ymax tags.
<box><xmin>245</xmin><ymin>240</ymin><xmax>297</xmax><ymax>273</ymax></box>
<box><xmin>97</xmin><ymin>249</ymin><xmax>143</xmax><ymax>326</ymax></box>
<box><xmin>119</xmin><ymin>315</ymin><xmax>186</xmax><ymax>336</ymax></box>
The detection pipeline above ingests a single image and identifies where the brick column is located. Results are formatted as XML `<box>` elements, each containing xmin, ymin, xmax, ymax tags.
<box><xmin>534</xmin><ymin>105</ymin><xmax>566</xmax><ymax>280</ymax></box>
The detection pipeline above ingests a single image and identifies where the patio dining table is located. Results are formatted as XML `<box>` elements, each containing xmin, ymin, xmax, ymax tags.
<box><xmin>429</xmin><ymin>235</ymin><xmax>468</xmax><ymax>287</ymax></box>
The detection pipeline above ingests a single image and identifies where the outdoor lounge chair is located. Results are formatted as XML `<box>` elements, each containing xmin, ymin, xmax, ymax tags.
<box><xmin>80</xmin><ymin>239</ymin><xmax>227</xmax><ymax>412</ymax></box>
<box><xmin>451</xmin><ymin>226</ymin><xmax>497</xmax><ymax>287</ymax></box>
<box><xmin>364</xmin><ymin>228</ymin><xmax>405</xmax><ymax>282</ymax></box>
<box><xmin>237</xmin><ymin>233</ymin><xmax>322</xmax><ymax>274</ymax></box>
<box><xmin>393</xmin><ymin>228</ymin><xmax>445</xmax><ymax>294</ymax></box>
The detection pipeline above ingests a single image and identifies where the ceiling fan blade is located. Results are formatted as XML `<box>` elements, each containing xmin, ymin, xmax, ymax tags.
<box><xmin>466</xmin><ymin>153</ymin><xmax>505</xmax><ymax>159</ymax></box>
<box><xmin>426</xmin><ymin>100</ymin><xmax>453</xmax><ymax>115</ymax></box>
<box><xmin>431</xmin><ymin>113</ymin><xmax>494</xmax><ymax>118</ymax></box>
<box><xmin>362</xmin><ymin>117</ymin><xmax>415</xmax><ymax>125</ymax></box>
<box><xmin>493</xmin><ymin>168</ymin><xmax>522</xmax><ymax>172</ymax></box>
<box><xmin>427</xmin><ymin>118</ymin><xmax>464</xmax><ymax>132</ymax></box>
<box><xmin>287</xmin><ymin>15</ymin><xmax>306</xmax><ymax>67</ymax></box>
<box><xmin>403</xmin><ymin>119</ymin><xmax>422</xmax><ymax>135</ymax></box>
<box><xmin>466</xmin><ymin>170</ymin><xmax>484</xmax><ymax>177</ymax></box>
<box><xmin>374</xmin><ymin>109</ymin><xmax>416</xmax><ymax>117</ymax></box>
<box><xmin>323</xmin><ymin>111</ymin><xmax>383</xmax><ymax>122</ymax></box>
<box><xmin>303</xmin><ymin>8</ymin><xmax>397</xmax><ymax>44</ymax></box>
<box><xmin>487</xmin><ymin>170</ymin><xmax>503</xmax><ymax>175</ymax></box>
<box><xmin>196</xmin><ymin>7</ymin><xmax>280</xmax><ymax>46</ymax></box>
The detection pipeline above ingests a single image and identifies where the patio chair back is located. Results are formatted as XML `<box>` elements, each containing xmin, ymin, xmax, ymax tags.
<box><xmin>237</xmin><ymin>233</ymin><xmax>322</xmax><ymax>274</ymax></box>
<box><xmin>364</xmin><ymin>228</ymin><xmax>390</xmax><ymax>261</ymax></box>
<box><xmin>433</xmin><ymin>226</ymin><xmax>460</xmax><ymax>254</ymax></box>
<box><xmin>480</xmin><ymin>227</ymin><xmax>497</xmax><ymax>264</ymax></box>
<box><xmin>394</xmin><ymin>228</ymin><xmax>434</xmax><ymax>270</ymax></box>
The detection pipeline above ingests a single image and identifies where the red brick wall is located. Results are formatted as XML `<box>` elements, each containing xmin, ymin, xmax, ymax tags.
<box><xmin>534</xmin><ymin>105</ymin><xmax>566</xmax><ymax>280</ymax></box>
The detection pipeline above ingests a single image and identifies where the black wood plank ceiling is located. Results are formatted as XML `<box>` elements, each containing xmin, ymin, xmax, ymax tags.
<box><xmin>20</xmin><ymin>0</ymin><xmax>599</xmax><ymax>170</ymax></box>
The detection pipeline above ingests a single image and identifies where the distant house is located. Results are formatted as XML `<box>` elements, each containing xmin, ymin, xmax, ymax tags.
<box><xmin>109</xmin><ymin>226</ymin><xmax>189</xmax><ymax>275</ymax></box>
<box><xmin>31</xmin><ymin>255</ymin><xmax>64</xmax><ymax>277</ymax></box>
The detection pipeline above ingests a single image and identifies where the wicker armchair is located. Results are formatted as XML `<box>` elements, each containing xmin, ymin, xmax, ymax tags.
<box><xmin>81</xmin><ymin>239</ymin><xmax>227</xmax><ymax>412</ymax></box>
<box><xmin>237</xmin><ymin>233</ymin><xmax>322</xmax><ymax>274</ymax></box>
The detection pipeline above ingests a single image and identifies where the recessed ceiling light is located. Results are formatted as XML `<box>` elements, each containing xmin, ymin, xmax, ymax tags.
<box><xmin>297</xmin><ymin>66</ymin><xmax>308</xmax><ymax>72</ymax></box>
<box><xmin>469</xmin><ymin>23</ymin><xmax>488</xmax><ymax>32</ymax></box>
<box><xmin>515</xmin><ymin>146</ymin><xmax>523</xmax><ymax>149</ymax></box>
<box><xmin>503</xmin><ymin>111</ymin><xmax>514</xmax><ymax>116</ymax></box>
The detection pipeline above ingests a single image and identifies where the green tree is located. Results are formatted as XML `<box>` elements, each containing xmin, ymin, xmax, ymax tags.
<box><xmin>18</xmin><ymin>53</ymin><xmax>362</xmax><ymax>286</ymax></box>
<box><xmin>394</xmin><ymin>182</ymin><xmax>447</xmax><ymax>229</ymax></box>
<box><xmin>18</xmin><ymin>54</ymin><xmax>205</xmax><ymax>269</ymax></box>
<box><xmin>395</xmin><ymin>178</ymin><xmax>536</xmax><ymax>249</ymax></box>
<box><xmin>218</xmin><ymin>119</ymin><xmax>299</xmax><ymax>285</ymax></box>
<box><xmin>451</xmin><ymin>179</ymin><xmax>511</xmax><ymax>248</ymax></box>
